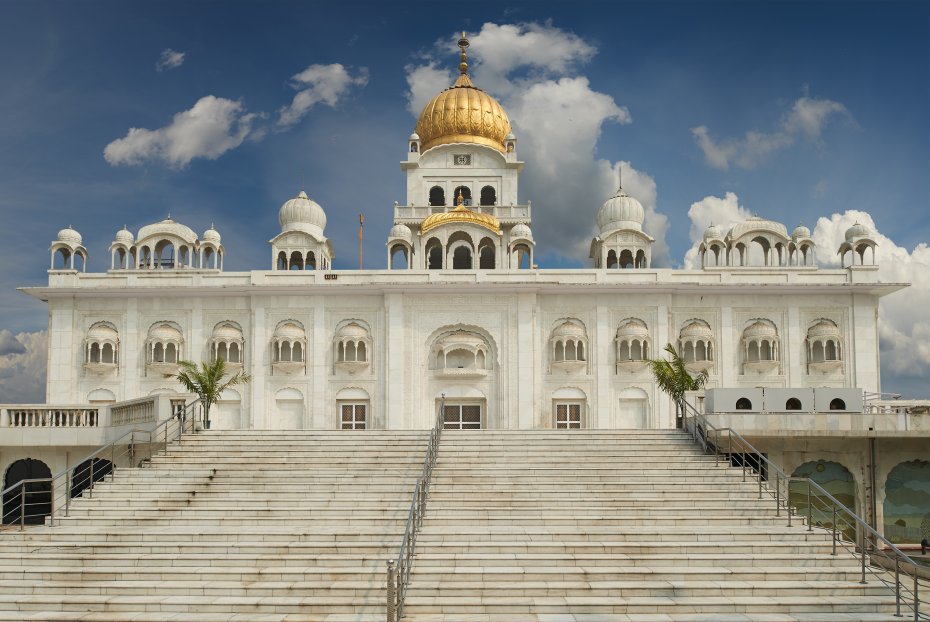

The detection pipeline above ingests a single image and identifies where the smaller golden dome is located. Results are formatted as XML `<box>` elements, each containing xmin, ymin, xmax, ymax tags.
<box><xmin>421</xmin><ymin>204</ymin><xmax>501</xmax><ymax>236</ymax></box>
<box><xmin>414</xmin><ymin>33</ymin><xmax>512</xmax><ymax>153</ymax></box>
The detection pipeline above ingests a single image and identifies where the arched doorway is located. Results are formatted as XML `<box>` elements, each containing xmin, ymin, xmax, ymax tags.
<box><xmin>884</xmin><ymin>460</ymin><xmax>930</xmax><ymax>544</ymax></box>
<box><xmin>274</xmin><ymin>388</ymin><xmax>304</xmax><ymax>429</ymax></box>
<box><xmin>618</xmin><ymin>387</ymin><xmax>649</xmax><ymax>428</ymax></box>
<box><xmin>2</xmin><ymin>458</ymin><xmax>52</xmax><ymax>525</ymax></box>
<box><xmin>790</xmin><ymin>460</ymin><xmax>857</xmax><ymax>542</ymax></box>
<box><xmin>212</xmin><ymin>388</ymin><xmax>242</xmax><ymax>429</ymax></box>
<box><xmin>70</xmin><ymin>458</ymin><xmax>113</xmax><ymax>498</ymax></box>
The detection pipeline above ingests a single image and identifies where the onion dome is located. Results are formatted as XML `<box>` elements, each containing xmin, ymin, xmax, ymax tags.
<box><xmin>552</xmin><ymin>321</ymin><xmax>586</xmax><ymax>340</ymax></box>
<box><xmin>510</xmin><ymin>223</ymin><xmax>533</xmax><ymax>240</ymax></box>
<box><xmin>414</xmin><ymin>33</ymin><xmax>512</xmax><ymax>153</ymax></box>
<box><xmin>114</xmin><ymin>227</ymin><xmax>133</xmax><ymax>245</ymax></box>
<box><xmin>617</xmin><ymin>318</ymin><xmax>649</xmax><ymax>339</ymax></box>
<box><xmin>680</xmin><ymin>320</ymin><xmax>713</xmax><ymax>341</ymax></box>
<box><xmin>808</xmin><ymin>319</ymin><xmax>840</xmax><ymax>339</ymax></box>
<box><xmin>213</xmin><ymin>323</ymin><xmax>243</xmax><ymax>342</ymax></box>
<box><xmin>57</xmin><ymin>226</ymin><xmax>82</xmax><ymax>245</ymax></box>
<box><xmin>845</xmin><ymin>222</ymin><xmax>872</xmax><ymax>240</ymax></box>
<box><xmin>703</xmin><ymin>223</ymin><xmax>724</xmax><ymax>242</ymax></box>
<box><xmin>597</xmin><ymin>186</ymin><xmax>645</xmax><ymax>234</ymax></box>
<box><xmin>792</xmin><ymin>224</ymin><xmax>812</xmax><ymax>240</ymax></box>
<box><xmin>279</xmin><ymin>190</ymin><xmax>327</xmax><ymax>237</ymax></box>
<box><xmin>137</xmin><ymin>218</ymin><xmax>198</xmax><ymax>243</ymax></box>
<box><xmin>87</xmin><ymin>323</ymin><xmax>119</xmax><ymax>343</ymax></box>
<box><xmin>148</xmin><ymin>323</ymin><xmax>182</xmax><ymax>343</ymax></box>
<box><xmin>728</xmin><ymin>216</ymin><xmax>789</xmax><ymax>240</ymax></box>
<box><xmin>506</xmin><ymin>132</ymin><xmax>516</xmax><ymax>141</ymax></box>
<box><xmin>744</xmin><ymin>320</ymin><xmax>778</xmax><ymax>340</ymax></box>
<box><xmin>421</xmin><ymin>191</ymin><xmax>501</xmax><ymax>235</ymax></box>
<box><xmin>409</xmin><ymin>132</ymin><xmax>420</xmax><ymax>141</ymax></box>
<box><xmin>202</xmin><ymin>225</ymin><xmax>221</xmax><ymax>244</ymax></box>
<box><xmin>273</xmin><ymin>321</ymin><xmax>305</xmax><ymax>341</ymax></box>
<box><xmin>337</xmin><ymin>322</ymin><xmax>369</xmax><ymax>340</ymax></box>
<box><xmin>388</xmin><ymin>223</ymin><xmax>413</xmax><ymax>244</ymax></box>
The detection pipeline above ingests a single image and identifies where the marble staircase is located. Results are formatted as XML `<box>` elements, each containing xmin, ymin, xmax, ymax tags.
<box><xmin>402</xmin><ymin>430</ymin><xmax>900</xmax><ymax>622</ymax></box>
<box><xmin>0</xmin><ymin>430</ymin><xmax>426</xmax><ymax>622</ymax></box>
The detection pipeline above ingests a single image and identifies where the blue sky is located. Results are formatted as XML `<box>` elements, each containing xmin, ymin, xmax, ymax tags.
<box><xmin>0</xmin><ymin>1</ymin><xmax>928</xmax><ymax>398</ymax></box>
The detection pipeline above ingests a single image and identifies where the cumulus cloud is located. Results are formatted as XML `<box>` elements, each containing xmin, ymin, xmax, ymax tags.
<box><xmin>0</xmin><ymin>330</ymin><xmax>26</xmax><ymax>356</ymax></box>
<box><xmin>811</xmin><ymin>210</ymin><xmax>930</xmax><ymax>387</ymax></box>
<box><xmin>406</xmin><ymin>22</ymin><xmax>665</xmax><ymax>264</ymax></box>
<box><xmin>0</xmin><ymin>331</ymin><xmax>46</xmax><ymax>403</ymax></box>
<box><xmin>277</xmin><ymin>63</ymin><xmax>368</xmax><ymax>128</ymax></box>
<box><xmin>104</xmin><ymin>95</ymin><xmax>259</xmax><ymax>168</ymax></box>
<box><xmin>693</xmin><ymin>96</ymin><xmax>851</xmax><ymax>170</ymax></box>
<box><xmin>682</xmin><ymin>192</ymin><xmax>753</xmax><ymax>268</ymax></box>
<box><xmin>155</xmin><ymin>48</ymin><xmax>185</xmax><ymax>72</ymax></box>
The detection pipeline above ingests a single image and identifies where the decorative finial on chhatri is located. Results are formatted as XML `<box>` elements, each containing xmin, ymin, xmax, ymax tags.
<box><xmin>457</xmin><ymin>189</ymin><xmax>465</xmax><ymax>206</ymax></box>
<box><xmin>458</xmin><ymin>31</ymin><xmax>469</xmax><ymax>76</ymax></box>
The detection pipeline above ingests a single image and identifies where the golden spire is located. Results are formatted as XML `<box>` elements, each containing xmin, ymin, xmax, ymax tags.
<box><xmin>454</xmin><ymin>31</ymin><xmax>473</xmax><ymax>87</ymax></box>
<box><xmin>456</xmin><ymin>189</ymin><xmax>465</xmax><ymax>206</ymax></box>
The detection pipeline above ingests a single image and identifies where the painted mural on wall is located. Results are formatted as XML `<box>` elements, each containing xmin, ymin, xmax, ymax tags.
<box><xmin>883</xmin><ymin>460</ymin><xmax>930</xmax><ymax>544</ymax></box>
<box><xmin>789</xmin><ymin>460</ymin><xmax>857</xmax><ymax>542</ymax></box>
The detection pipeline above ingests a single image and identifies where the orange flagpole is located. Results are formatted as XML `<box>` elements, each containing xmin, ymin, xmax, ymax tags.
<box><xmin>358</xmin><ymin>213</ymin><xmax>364</xmax><ymax>270</ymax></box>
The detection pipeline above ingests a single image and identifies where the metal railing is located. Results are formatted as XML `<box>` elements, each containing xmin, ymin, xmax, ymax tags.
<box><xmin>681</xmin><ymin>397</ymin><xmax>929</xmax><ymax>620</ymax></box>
<box><xmin>386</xmin><ymin>395</ymin><xmax>445</xmax><ymax>622</ymax></box>
<box><xmin>1</xmin><ymin>399</ymin><xmax>200</xmax><ymax>529</ymax></box>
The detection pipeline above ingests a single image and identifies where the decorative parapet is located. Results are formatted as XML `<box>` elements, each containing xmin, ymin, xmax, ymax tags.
<box><xmin>5</xmin><ymin>407</ymin><xmax>99</xmax><ymax>427</ymax></box>
<box><xmin>110</xmin><ymin>397</ymin><xmax>157</xmax><ymax>426</ymax></box>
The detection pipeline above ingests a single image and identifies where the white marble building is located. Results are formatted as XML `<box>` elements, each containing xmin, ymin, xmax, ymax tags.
<box><xmin>28</xmin><ymin>35</ymin><xmax>899</xmax><ymax>433</ymax></box>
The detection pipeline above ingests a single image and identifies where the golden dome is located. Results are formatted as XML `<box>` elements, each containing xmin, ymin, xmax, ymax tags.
<box><xmin>421</xmin><ymin>190</ymin><xmax>501</xmax><ymax>235</ymax></box>
<box><xmin>421</xmin><ymin>204</ymin><xmax>501</xmax><ymax>236</ymax></box>
<box><xmin>414</xmin><ymin>33</ymin><xmax>512</xmax><ymax>153</ymax></box>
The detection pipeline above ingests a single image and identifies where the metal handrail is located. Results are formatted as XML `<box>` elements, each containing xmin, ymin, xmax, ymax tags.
<box><xmin>386</xmin><ymin>395</ymin><xmax>445</xmax><ymax>622</ymax></box>
<box><xmin>680</xmin><ymin>397</ymin><xmax>928</xmax><ymax>620</ymax></box>
<box><xmin>1</xmin><ymin>399</ymin><xmax>200</xmax><ymax>529</ymax></box>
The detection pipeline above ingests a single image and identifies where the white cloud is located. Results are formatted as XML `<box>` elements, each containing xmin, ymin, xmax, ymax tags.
<box><xmin>406</xmin><ymin>22</ymin><xmax>668</xmax><ymax>265</ymax></box>
<box><xmin>277</xmin><ymin>63</ymin><xmax>368</xmax><ymax>128</ymax></box>
<box><xmin>405</xmin><ymin>62</ymin><xmax>453</xmax><ymax>116</ymax></box>
<box><xmin>155</xmin><ymin>48</ymin><xmax>185</xmax><ymax>72</ymax></box>
<box><xmin>0</xmin><ymin>329</ymin><xmax>26</xmax><ymax>356</ymax></box>
<box><xmin>811</xmin><ymin>211</ymin><xmax>930</xmax><ymax>388</ymax></box>
<box><xmin>0</xmin><ymin>331</ymin><xmax>46</xmax><ymax>403</ymax></box>
<box><xmin>693</xmin><ymin>96</ymin><xmax>851</xmax><ymax>170</ymax></box>
<box><xmin>682</xmin><ymin>191</ymin><xmax>753</xmax><ymax>268</ymax></box>
<box><xmin>104</xmin><ymin>95</ymin><xmax>259</xmax><ymax>168</ymax></box>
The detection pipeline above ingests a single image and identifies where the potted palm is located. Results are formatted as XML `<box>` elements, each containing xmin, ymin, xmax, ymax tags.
<box><xmin>165</xmin><ymin>359</ymin><xmax>251</xmax><ymax>430</ymax></box>
<box><xmin>647</xmin><ymin>343</ymin><xmax>708</xmax><ymax>428</ymax></box>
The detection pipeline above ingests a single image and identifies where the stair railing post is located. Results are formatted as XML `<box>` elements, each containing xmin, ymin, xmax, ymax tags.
<box><xmin>914</xmin><ymin>566</ymin><xmax>918</xmax><ymax>622</ymax></box>
<box><xmin>807</xmin><ymin>478</ymin><xmax>814</xmax><ymax>531</ymax></box>
<box><xmin>860</xmin><ymin>527</ymin><xmax>867</xmax><ymax>584</ymax></box>
<box><xmin>386</xmin><ymin>559</ymin><xmax>396</xmax><ymax>622</ymax></box>
<box><xmin>775</xmin><ymin>473</ymin><xmax>780</xmax><ymax>517</ymax></box>
<box><xmin>65</xmin><ymin>463</ymin><xmax>71</xmax><ymax>519</ymax></box>
<box><xmin>832</xmin><ymin>506</ymin><xmax>837</xmax><ymax>555</ymax></box>
<box><xmin>895</xmin><ymin>556</ymin><xmax>901</xmax><ymax>617</ymax></box>
<box><xmin>88</xmin><ymin>459</ymin><xmax>94</xmax><ymax>499</ymax></box>
<box><xmin>19</xmin><ymin>484</ymin><xmax>25</xmax><ymax>530</ymax></box>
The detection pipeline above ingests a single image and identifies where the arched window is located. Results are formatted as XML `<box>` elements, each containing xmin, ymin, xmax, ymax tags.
<box><xmin>211</xmin><ymin>322</ymin><xmax>245</xmax><ymax>366</ymax></box>
<box><xmin>276</xmin><ymin>251</ymin><xmax>287</xmax><ymax>270</ymax></box>
<box><xmin>2</xmin><ymin>459</ymin><xmax>52</xmax><ymax>525</ymax></box>
<box><xmin>289</xmin><ymin>251</ymin><xmax>304</xmax><ymax>270</ymax></box>
<box><xmin>429</xmin><ymin>186</ymin><xmax>445</xmax><ymax>206</ymax></box>
<box><xmin>479</xmin><ymin>245</ymin><xmax>495</xmax><ymax>269</ymax></box>
<box><xmin>335</xmin><ymin>322</ymin><xmax>372</xmax><ymax>371</ymax></box>
<box><xmin>786</xmin><ymin>398</ymin><xmax>802</xmax><ymax>411</ymax></box>
<box><xmin>426</xmin><ymin>239</ymin><xmax>443</xmax><ymax>270</ymax></box>
<box><xmin>606</xmin><ymin>250</ymin><xmax>618</xmax><ymax>269</ymax></box>
<box><xmin>70</xmin><ymin>458</ymin><xmax>113</xmax><ymax>498</ymax></box>
<box><xmin>390</xmin><ymin>245</ymin><xmax>409</xmax><ymax>269</ymax></box>
<box><xmin>452</xmin><ymin>245</ymin><xmax>472</xmax><ymax>269</ymax></box>
<box><xmin>619</xmin><ymin>249</ymin><xmax>634</xmax><ymax>269</ymax></box>
<box><xmin>480</xmin><ymin>186</ymin><xmax>496</xmax><ymax>206</ymax></box>
<box><xmin>453</xmin><ymin>186</ymin><xmax>472</xmax><ymax>206</ymax></box>
<box><xmin>736</xmin><ymin>397</ymin><xmax>753</xmax><ymax>410</ymax></box>
<box><xmin>829</xmin><ymin>398</ymin><xmax>846</xmax><ymax>411</ymax></box>
<box><xmin>550</xmin><ymin>320</ymin><xmax>588</xmax><ymax>370</ymax></box>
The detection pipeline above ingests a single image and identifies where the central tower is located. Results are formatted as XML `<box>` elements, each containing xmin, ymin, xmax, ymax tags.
<box><xmin>387</xmin><ymin>33</ymin><xmax>534</xmax><ymax>271</ymax></box>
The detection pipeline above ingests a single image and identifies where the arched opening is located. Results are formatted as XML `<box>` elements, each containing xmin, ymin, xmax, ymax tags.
<box><xmin>811</xmin><ymin>341</ymin><xmax>825</xmax><ymax>363</ymax></box>
<box><xmin>228</xmin><ymin>342</ymin><xmax>241</xmax><ymax>364</ymax></box>
<box><xmin>153</xmin><ymin>342</ymin><xmax>165</xmax><ymax>363</ymax></box>
<box><xmin>635</xmin><ymin>249</ymin><xmax>647</xmax><ymax>268</ymax></box>
<box><xmin>748</xmin><ymin>236</ymin><xmax>771</xmax><ymax>266</ymax></box>
<box><xmin>736</xmin><ymin>397</ymin><xmax>753</xmax><ymax>410</ymax></box>
<box><xmin>2</xmin><ymin>458</ymin><xmax>52</xmax><ymax>525</ymax></box>
<box><xmin>165</xmin><ymin>343</ymin><xmax>177</xmax><ymax>363</ymax></box>
<box><xmin>606</xmin><ymin>250</ymin><xmax>617</xmax><ymax>269</ymax></box>
<box><xmin>747</xmin><ymin>341</ymin><xmax>760</xmax><ymax>362</ymax></box>
<box><xmin>390</xmin><ymin>245</ymin><xmax>409</xmax><ymax>269</ymax></box>
<box><xmin>426</xmin><ymin>239</ymin><xmax>443</xmax><ymax>270</ymax></box>
<box><xmin>306</xmin><ymin>252</ymin><xmax>316</xmax><ymax>270</ymax></box>
<box><xmin>54</xmin><ymin>247</ymin><xmax>72</xmax><ymax>270</ymax></box>
<box><xmin>452</xmin><ymin>245</ymin><xmax>472</xmax><ymax>269</ymax></box>
<box><xmin>70</xmin><ymin>458</ymin><xmax>113</xmax><ymax>499</ymax></box>
<box><xmin>514</xmin><ymin>244</ymin><xmax>532</xmax><ymax>269</ymax></box>
<box><xmin>825</xmin><ymin>340</ymin><xmax>838</xmax><ymax>360</ymax></box>
<box><xmin>277</xmin><ymin>251</ymin><xmax>287</xmax><ymax>270</ymax></box>
<box><xmin>101</xmin><ymin>343</ymin><xmax>114</xmax><ymax>364</ymax></box>
<box><xmin>480</xmin><ymin>185</ymin><xmax>496</xmax><ymax>206</ymax></box>
<box><xmin>446</xmin><ymin>348</ymin><xmax>476</xmax><ymax>369</ymax></box>
<box><xmin>479</xmin><ymin>244</ymin><xmax>495</xmax><ymax>269</ymax></box>
<box><xmin>760</xmin><ymin>340</ymin><xmax>773</xmax><ymax>360</ymax></box>
<box><xmin>786</xmin><ymin>398</ymin><xmax>802</xmax><ymax>411</ymax></box>
<box><xmin>619</xmin><ymin>249</ymin><xmax>634</xmax><ymax>269</ymax></box>
<box><xmin>453</xmin><ymin>186</ymin><xmax>472</xmax><ymax>205</ymax></box>
<box><xmin>696</xmin><ymin>341</ymin><xmax>708</xmax><ymax>361</ymax></box>
<box><xmin>883</xmin><ymin>460</ymin><xmax>930</xmax><ymax>543</ymax></box>
<box><xmin>289</xmin><ymin>251</ymin><xmax>304</xmax><ymax>270</ymax></box>
<box><xmin>829</xmin><ymin>398</ymin><xmax>846</xmax><ymax>410</ymax></box>
<box><xmin>683</xmin><ymin>341</ymin><xmax>695</xmax><ymax>362</ymax></box>
<box><xmin>429</xmin><ymin>186</ymin><xmax>446</xmax><ymax>207</ymax></box>
<box><xmin>791</xmin><ymin>460</ymin><xmax>857</xmax><ymax>541</ymax></box>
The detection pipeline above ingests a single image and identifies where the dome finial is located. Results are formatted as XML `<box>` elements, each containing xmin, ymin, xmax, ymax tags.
<box><xmin>457</xmin><ymin>189</ymin><xmax>465</xmax><ymax>206</ymax></box>
<box><xmin>458</xmin><ymin>31</ymin><xmax>469</xmax><ymax>76</ymax></box>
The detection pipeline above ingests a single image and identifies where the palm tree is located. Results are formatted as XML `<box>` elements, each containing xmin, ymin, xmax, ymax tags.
<box><xmin>647</xmin><ymin>343</ymin><xmax>708</xmax><ymax>426</ymax></box>
<box><xmin>165</xmin><ymin>359</ymin><xmax>251</xmax><ymax>429</ymax></box>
